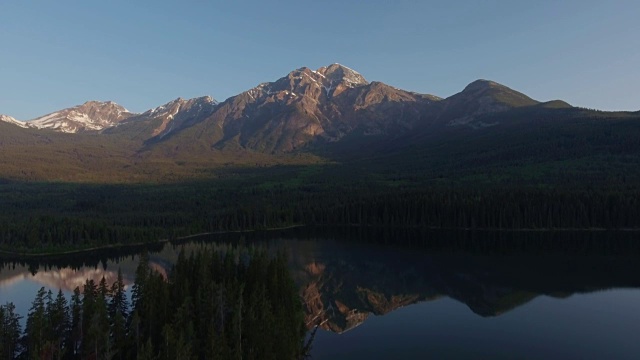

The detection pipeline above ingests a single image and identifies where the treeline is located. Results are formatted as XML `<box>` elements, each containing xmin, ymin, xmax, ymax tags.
<box><xmin>0</xmin><ymin>248</ymin><xmax>307</xmax><ymax>359</ymax></box>
<box><xmin>3</xmin><ymin>179</ymin><xmax>640</xmax><ymax>253</ymax></box>
<box><xmin>304</xmin><ymin>187</ymin><xmax>640</xmax><ymax>230</ymax></box>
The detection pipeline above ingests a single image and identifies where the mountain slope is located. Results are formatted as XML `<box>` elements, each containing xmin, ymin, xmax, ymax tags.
<box><xmin>0</xmin><ymin>115</ymin><xmax>29</xmax><ymax>128</ymax></box>
<box><xmin>104</xmin><ymin>96</ymin><xmax>218</xmax><ymax>142</ymax></box>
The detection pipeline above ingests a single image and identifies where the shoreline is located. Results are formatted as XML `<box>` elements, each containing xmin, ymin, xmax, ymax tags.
<box><xmin>0</xmin><ymin>224</ymin><xmax>304</xmax><ymax>258</ymax></box>
<box><xmin>1</xmin><ymin>224</ymin><xmax>638</xmax><ymax>258</ymax></box>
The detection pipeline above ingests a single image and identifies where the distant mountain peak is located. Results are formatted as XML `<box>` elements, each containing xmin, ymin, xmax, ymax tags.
<box><xmin>144</xmin><ymin>96</ymin><xmax>217</xmax><ymax>116</ymax></box>
<box><xmin>458</xmin><ymin>79</ymin><xmax>537</xmax><ymax>106</ymax></box>
<box><xmin>196</xmin><ymin>95</ymin><xmax>215</xmax><ymax>103</ymax></box>
<box><xmin>28</xmin><ymin>100</ymin><xmax>134</xmax><ymax>133</ymax></box>
<box><xmin>76</xmin><ymin>100</ymin><xmax>130</xmax><ymax>113</ymax></box>
<box><xmin>464</xmin><ymin>79</ymin><xmax>502</xmax><ymax>91</ymax></box>
<box><xmin>438</xmin><ymin>79</ymin><xmax>539</xmax><ymax>126</ymax></box>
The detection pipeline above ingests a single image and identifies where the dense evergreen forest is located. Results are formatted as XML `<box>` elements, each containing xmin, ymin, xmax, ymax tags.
<box><xmin>2</xmin><ymin>168</ymin><xmax>640</xmax><ymax>254</ymax></box>
<box><xmin>0</xmin><ymin>248</ymin><xmax>307</xmax><ymax>359</ymax></box>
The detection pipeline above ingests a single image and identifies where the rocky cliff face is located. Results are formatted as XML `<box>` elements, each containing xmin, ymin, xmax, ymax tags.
<box><xmin>179</xmin><ymin>64</ymin><xmax>440</xmax><ymax>153</ymax></box>
<box><xmin>106</xmin><ymin>96</ymin><xmax>218</xmax><ymax>142</ymax></box>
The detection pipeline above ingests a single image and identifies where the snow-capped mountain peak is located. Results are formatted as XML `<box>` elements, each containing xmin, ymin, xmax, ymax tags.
<box><xmin>27</xmin><ymin>101</ymin><xmax>135</xmax><ymax>133</ymax></box>
<box><xmin>316</xmin><ymin>63</ymin><xmax>369</xmax><ymax>88</ymax></box>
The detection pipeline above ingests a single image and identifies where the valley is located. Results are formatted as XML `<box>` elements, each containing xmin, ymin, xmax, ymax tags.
<box><xmin>1</xmin><ymin>65</ymin><xmax>640</xmax><ymax>254</ymax></box>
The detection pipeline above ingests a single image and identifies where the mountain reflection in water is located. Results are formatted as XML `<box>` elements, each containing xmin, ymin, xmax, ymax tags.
<box><xmin>1</xmin><ymin>227</ymin><xmax>639</xmax><ymax>335</ymax></box>
<box><xmin>0</xmin><ymin>266</ymin><xmax>133</xmax><ymax>292</ymax></box>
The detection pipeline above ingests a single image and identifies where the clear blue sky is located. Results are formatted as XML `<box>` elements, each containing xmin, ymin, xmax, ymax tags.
<box><xmin>1</xmin><ymin>0</ymin><xmax>638</xmax><ymax>119</ymax></box>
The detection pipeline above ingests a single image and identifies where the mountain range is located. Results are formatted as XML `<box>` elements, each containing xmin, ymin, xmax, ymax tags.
<box><xmin>0</xmin><ymin>63</ymin><xmax>575</xmax><ymax>141</ymax></box>
<box><xmin>1</xmin><ymin>63</ymin><xmax>639</xmax><ymax>183</ymax></box>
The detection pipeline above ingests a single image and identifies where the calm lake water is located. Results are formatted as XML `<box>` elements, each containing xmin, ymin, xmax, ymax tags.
<box><xmin>2</xmin><ymin>227</ymin><xmax>640</xmax><ymax>359</ymax></box>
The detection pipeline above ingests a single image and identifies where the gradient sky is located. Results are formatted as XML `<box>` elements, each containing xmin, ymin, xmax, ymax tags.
<box><xmin>1</xmin><ymin>0</ymin><xmax>638</xmax><ymax>120</ymax></box>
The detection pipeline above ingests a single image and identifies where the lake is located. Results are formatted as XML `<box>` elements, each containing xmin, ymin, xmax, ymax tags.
<box><xmin>2</xmin><ymin>227</ymin><xmax>640</xmax><ymax>359</ymax></box>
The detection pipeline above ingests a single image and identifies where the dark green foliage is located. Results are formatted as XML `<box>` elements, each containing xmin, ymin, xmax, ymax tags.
<box><xmin>0</xmin><ymin>302</ymin><xmax>22</xmax><ymax>359</ymax></box>
<box><xmin>130</xmin><ymin>248</ymin><xmax>306</xmax><ymax>360</ymax></box>
<box><xmin>14</xmin><ymin>248</ymin><xmax>306</xmax><ymax>359</ymax></box>
<box><xmin>3</xmin><ymin>174</ymin><xmax>640</xmax><ymax>256</ymax></box>
<box><xmin>24</xmin><ymin>287</ymin><xmax>47</xmax><ymax>358</ymax></box>
<box><xmin>68</xmin><ymin>287</ymin><xmax>82</xmax><ymax>358</ymax></box>
<box><xmin>50</xmin><ymin>290</ymin><xmax>70</xmax><ymax>359</ymax></box>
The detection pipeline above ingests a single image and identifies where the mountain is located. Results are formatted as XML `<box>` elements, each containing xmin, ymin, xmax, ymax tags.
<box><xmin>147</xmin><ymin>64</ymin><xmax>440</xmax><ymax>154</ymax></box>
<box><xmin>104</xmin><ymin>96</ymin><xmax>218</xmax><ymax>142</ymax></box>
<box><xmin>28</xmin><ymin>100</ymin><xmax>134</xmax><ymax>133</ymax></box>
<box><xmin>434</xmin><ymin>79</ymin><xmax>539</xmax><ymax>126</ymax></box>
<box><xmin>0</xmin><ymin>115</ymin><xmax>29</xmax><ymax>128</ymax></box>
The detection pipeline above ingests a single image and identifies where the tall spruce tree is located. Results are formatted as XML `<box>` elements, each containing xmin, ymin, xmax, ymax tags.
<box><xmin>0</xmin><ymin>302</ymin><xmax>22</xmax><ymax>359</ymax></box>
<box><xmin>25</xmin><ymin>287</ymin><xmax>48</xmax><ymax>359</ymax></box>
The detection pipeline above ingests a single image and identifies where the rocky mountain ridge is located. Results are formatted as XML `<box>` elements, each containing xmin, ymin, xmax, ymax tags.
<box><xmin>0</xmin><ymin>64</ymin><xmax>549</xmax><ymax>151</ymax></box>
<box><xmin>1</xmin><ymin>100</ymin><xmax>135</xmax><ymax>133</ymax></box>
<box><xmin>105</xmin><ymin>96</ymin><xmax>219</xmax><ymax>142</ymax></box>
<box><xmin>0</xmin><ymin>114</ymin><xmax>29</xmax><ymax>128</ymax></box>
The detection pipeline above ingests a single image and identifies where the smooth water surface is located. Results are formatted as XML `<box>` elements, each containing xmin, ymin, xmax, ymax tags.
<box><xmin>312</xmin><ymin>291</ymin><xmax>640</xmax><ymax>359</ymax></box>
<box><xmin>1</xmin><ymin>228</ymin><xmax>640</xmax><ymax>359</ymax></box>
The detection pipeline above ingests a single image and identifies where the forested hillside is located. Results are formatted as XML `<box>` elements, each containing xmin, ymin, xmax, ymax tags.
<box><xmin>2</xmin><ymin>66</ymin><xmax>640</xmax><ymax>252</ymax></box>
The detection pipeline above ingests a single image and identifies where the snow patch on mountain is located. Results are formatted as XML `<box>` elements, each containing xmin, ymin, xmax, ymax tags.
<box><xmin>0</xmin><ymin>114</ymin><xmax>29</xmax><ymax>128</ymax></box>
<box><xmin>143</xmin><ymin>96</ymin><xmax>217</xmax><ymax>117</ymax></box>
<box><xmin>131</xmin><ymin>96</ymin><xmax>218</xmax><ymax>138</ymax></box>
<box><xmin>27</xmin><ymin>101</ymin><xmax>135</xmax><ymax>133</ymax></box>
<box><xmin>317</xmin><ymin>63</ymin><xmax>368</xmax><ymax>88</ymax></box>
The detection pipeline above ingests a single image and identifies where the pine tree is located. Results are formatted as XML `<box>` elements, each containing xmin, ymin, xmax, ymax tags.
<box><xmin>25</xmin><ymin>287</ymin><xmax>48</xmax><ymax>359</ymax></box>
<box><xmin>112</xmin><ymin>309</ymin><xmax>128</xmax><ymax>360</ymax></box>
<box><xmin>81</xmin><ymin>279</ymin><xmax>97</xmax><ymax>358</ymax></box>
<box><xmin>138</xmin><ymin>338</ymin><xmax>156</xmax><ymax>360</ymax></box>
<box><xmin>110</xmin><ymin>268</ymin><xmax>128</xmax><ymax>319</ymax></box>
<box><xmin>0</xmin><ymin>302</ymin><xmax>22</xmax><ymax>359</ymax></box>
<box><xmin>131</xmin><ymin>253</ymin><xmax>150</xmax><ymax>313</ymax></box>
<box><xmin>68</xmin><ymin>287</ymin><xmax>83</xmax><ymax>358</ymax></box>
<box><xmin>88</xmin><ymin>289</ymin><xmax>110</xmax><ymax>359</ymax></box>
<box><xmin>48</xmin><ymin>289</ymin><xmax>69</xmax><ymax>359</ymax></box>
